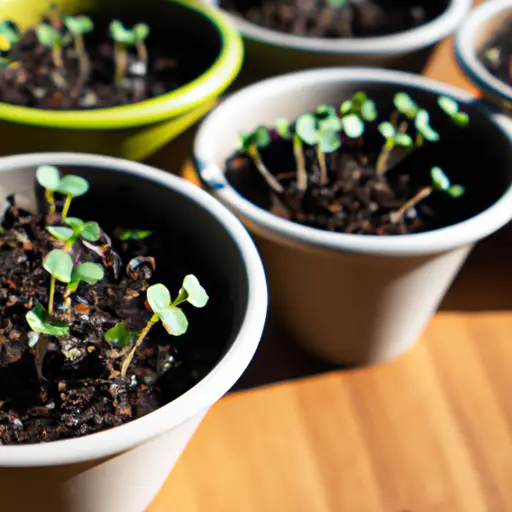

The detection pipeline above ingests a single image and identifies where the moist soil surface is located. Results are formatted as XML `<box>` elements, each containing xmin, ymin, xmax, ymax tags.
<box><xmin>479</xmin><ymin>17</ymin><xmax>512</xmax><ymax>89</ymax></box>
<box><xmin>222</xmin><ymin>0</ymin><xmax>444</xmax><ymax>39</ymax></box>
<box><xmin>0</xmin><ymin>196</ymin><xmax>222</xmax><ymax>444</ymax></box>
<box><xmin>0</xmin><ymin>17</ymin><xmax>199</xmax><ymax>110</ymax></box>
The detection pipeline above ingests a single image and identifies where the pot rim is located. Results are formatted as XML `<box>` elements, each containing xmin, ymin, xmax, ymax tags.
<box><xmin>454</xmin><ymin>0</ymin><xmax>512</xmax><ymax>104</ymax></box>
<box><xmin>0</xmin><ymin>0</ymin><xmax>244</xmax><ymax>130</ymax></box>
<box><xmin>0</xmin><ymin>152</ymin><xmax>267</xmax><ymax>467</ymax></box>
<box><xmin>194</xmin><ymin>67</ymin><xmax>512</xmax><ymax>257</ymax></box>
<box><xmin>223</xmin><ymin>0</ymin><xmax>471</xmax><ymax>55</ymax></box>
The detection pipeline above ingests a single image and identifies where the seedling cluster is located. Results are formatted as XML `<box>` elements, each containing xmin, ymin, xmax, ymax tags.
<box><xmin>238</xmin><ymin>90</ymin><xmax>470</xmax><ymax>231</ymax></box>
<box><xmin>23</xmin><ymin>164</ymin><xmax>208</xmax><ymax>380</ymax></box>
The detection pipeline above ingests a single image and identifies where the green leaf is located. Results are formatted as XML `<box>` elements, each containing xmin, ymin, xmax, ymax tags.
<box><xmin>437</xmin><ymin>96</ymin><xmax>459</xmax><ymax>116</ymax></box>
<box><xmin>319</xmin><ymin>115</ymin><xmax>342</xmax><ymax>132</ymax></box>
<box><xmin>361</xmin><ymin>100</ymin><xmax>377</xmax><ymax>122</ymax></box>
<box><xmin>47</xmin><ymin>226</ymin><xmax>73</xmax><ymax>242</ymax></box>
<box><xmin>104</xmin><ymin>322</ymin><xmax>133</xmax><ymax>348</ymax></box>
<box><xmin>159</xmin><ymin>306</ymin><xmax>189</xmax><ymax>336</ymax></box>
<box><xmin>81</xmin><ymin>221</ymin><xmax>100</xmax><ymax>242</ymax></box>
<box><xmin>25</xmin><ymin>301</ymin><xmax>69</xmax><ymax>336</ymax></box>
<box><xmin>36</xmin><ymin>165</ymin><xmax>60</xmax><ymax>191</ymax></box>
<box><xmin>35</xmin><ymin>23</ymin><xmax>61</xmax><ymax>47</ymax></box>
<box><xmin>318</xmin><ymin>130</ymin><xmax>341</xmax><ymax>153</ymax></box>
<box><xmin>115</xmin><ymin>229</ymin><xmax>153</xmax><ymax>241</ymax></box>
<box><xmin>352</xmin><ymin>91</ymin><xmax>367</xmax><ymax>105</ymax></box>
<box><xmin>147</xmin><ymin>283</ymin><xmax>171</xmax><ymax>313</ymax></box>
<box><xmin>341</xmin><ymin>114</ymin><xmax>364</xmax><ymax>138</ymax></box>
<box><xmin>57</xmin><ymin>175</ymin><xmax>89</xmax><ymax>198</ymax></box>
<box><xmin>72</xmin><ymin>262</ymin><xmax>104</xmax><ymax>285</ymax></box>
<box><xmin>340</xmin><ymin>100</ymin><xmax>353</xmax><ymax>115</ymax></box>
<box><xmin>453</xmin><ymin>111</ymin><xmax>469</xmax><ymax>127</ymax></box>
<box><xmin>393</xmin><ymin>92</ymin><xmax>419</xmax><ymax>118</ymax></box>
<box><xmin>0</xmin><ymin>20</ymin><xmax>20</xmax><ymax>44</ymax></box>
<box><xmin>181</xmin><ymin>275</ymin><xmax>209</xmax><ymax>308</ymax></box>
<box><xmin>431</xmin><ymin>166</ymin><xmax>451</xmax><ymax>191</ymax></box>
<box><xmin>64</xmin><ymin>15</ymin><xmax>93</xmax><ymax>35</ymax></box>
<box><xmin>275</xmin><ymin>118</ymin><xmax>291</xmax><ymax>139</ymax></box>
<box><xmin>64</xmin><ymin>217</ymin><xmax>84</xmax><ymax>232</ymax></box>
<box><xmin>394</xmin><ymin>133</ymin><xmax>413</xmax><ymax>147</ymax></box>
<box><xmin>43</xmin><ymin>249</ymin><xmax>73</xmax><ymax>283</ymax></box>
<box><xmin>315</xmin><ymin>104</ymin><xmax>337</xmax><ymax>120</ymax></box>
<box><xmin>254</xmin><ymin>127</ymin><xmax>271</xmax><ymax>148</ymax></box>
<box><xmin>133</xmin><ymin>23</ymin><xmax>149</xmax><ymax>41</ymax></box>
<box><xmin>296</xmin><ymin>114</ymin><xmax>319</xmax><ymax>145</ymax></box>
<box><xmin>415</xmin><ymin>110</ymin><xmax>440</xmax><ymax>142</ymax></box>
<box><xmin>109</xmin><ymin>20</ymin><xmax>135</xmax><ymax>45</ymax></box>
<box><xmin>378</xmin><ymin>122</ymin><xmax>395</xmax><ymax>140</ymax></box>
<box><xmin>448</xmin><ymin>184</ymin><xmax>465</xmax><ymax>198</ymax></box>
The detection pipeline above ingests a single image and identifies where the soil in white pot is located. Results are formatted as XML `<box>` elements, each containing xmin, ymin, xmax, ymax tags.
<box><xmin>479</xmin><ymin>18</ymin><xmax>512</xmax><ymax>89</ymax></box>
<box><xmin>225</xmin><ymin>89</ymin><xmax>504</xmax><ymax>234</ymax></box>
<box><xmin>0</xmin><ymin>167</ymin><xmax>229</xmax><ymax>444</ymax></box>
<box><xmin>221</xmin><ymin>0</ymin><xmax>446</xmax><ymax>38</ymax></box>
<box><xmin>0</xmin><ymin>4</ymin><xmax>217</xmax><ymax>109</ymax></box>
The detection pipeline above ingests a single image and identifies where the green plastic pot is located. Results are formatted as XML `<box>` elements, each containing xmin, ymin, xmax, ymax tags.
<box><xmin>0</xmin><ymin>0</ymin><xmax>243</xmax><ymax>162</ymax></box>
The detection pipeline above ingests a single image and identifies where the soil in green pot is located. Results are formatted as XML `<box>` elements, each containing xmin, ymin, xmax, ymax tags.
<box><xmin>222</xmin><ymin>0</ymin><xmax>446</xmax><ymax>39</ymax></box>
<box><xmin>224</xmin><ymin>90</ymin><xmax>497</xmax><ymax>235</ymax></box>
<box><xmin>0</xmin><ymin>5</ymin><xmax>213</xmax><ymax>109</ymax></box>
<box><xmin>479</xmin><ymin>18</ymin><xmax>512</xmax><ymax>89</ymax></box>
<box><xmin>0</xmin><ymin>167</ymin><xmax>227</xmax><ymax>444</ymax></box>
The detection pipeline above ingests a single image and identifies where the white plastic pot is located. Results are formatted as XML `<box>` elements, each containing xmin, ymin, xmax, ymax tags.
<box><xmin>455</xmin><ymin>0</ymin><xmax>512</xmax><ymax>113</ymax></box>
<box><xmin>0</xmin><ymin>153</ymin><xmax>267</xmax><ymax>512</ymax></box>
<box><xmin>194</xmin><ymin>67</ymin><xmax>512</xmax><ymax>365</ymax></box>
<box><xmin>220</xmin><ymin>0</ymin><xmax>472</xmax><ymax>83</ymax></box>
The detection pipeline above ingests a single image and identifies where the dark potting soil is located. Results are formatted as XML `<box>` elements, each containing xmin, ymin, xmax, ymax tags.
<box><xmin>0</xmin><ymin>17</ymin><xmax>201</xmax><ymax>110</ymax></box>
<box><xmin>479</xmin><ymin>17</ymin><xmax>512</xmax><ymax>89</ymax></box>
<box><xmin>222</xmin><ymin>0</ymin><xmax>446</xmax><ymax>39</ymax></box>
<box><xmin>0</xmin><ymin>196</ymin><xmax>223</xmax><ymax>444</ymax></box>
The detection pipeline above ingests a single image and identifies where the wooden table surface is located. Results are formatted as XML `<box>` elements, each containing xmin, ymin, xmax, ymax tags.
<box><xmin>149</xmin><ymin>5</ymin><xmax>512</xmax><ymax>511</ymax></box>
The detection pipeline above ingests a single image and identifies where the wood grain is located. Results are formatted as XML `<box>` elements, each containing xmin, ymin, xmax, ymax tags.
<box><xmin>151</xmin><ymin>3</ymin><xmax>512</xmax><ymax>511</ymax></box>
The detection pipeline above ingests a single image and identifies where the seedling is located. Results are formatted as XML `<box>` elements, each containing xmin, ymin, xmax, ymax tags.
<box><xmin>43</xmin><ymin>248</ymin><xmax>73</xmax><ymax>315</ymax></box>
<box><xmin>275</xmin><ymin>118</ymin><xmax>308</xmax><ymax>191</ymax></box>
<box><xmin>47</xmin><ymin>216</ymin><xmax>100</xmax><ymax>250</ymax></box>
<box><xmin>36</xmin><ymin>165</ymin><xmax>89</xmax><ymax>218</ymax></box>
<box><xmin>0</xmin><ymin>20</ymin><xmax>20</xmax><ymax>45</ymax></box>
<box><xmin>414</xmin><ymin>109</ymin><xmax>440</xmax><ymax>146</ymax></box>
<box><xmin>63</xmin><ymin>15</ymin><xmax>93</xmax><ymax>95</ymax></box>
<box><xmin>63</xmin><ymin>261</ymin><xmax>104</xmax><ymax>312</ymax></box>
<box><xmin>26</xmin><ymin>300</ymin><xmax>69</xmax><ymax>336</ymax></box>
<box><xmin>120</xmin><ymin>276</ymin><xmax>209</xmax><ymax>377</ymax></box>
<box><xmin>109</xmin><ymin>20</ymin><xmax>150</xmax><ymax>84</ymax></box>
<box><xmin>390</xmin><ymin>166</ymin><xmax>465</xmax><ymax>223</ymax></box>
<box><xmin>104</xmin><ymin>322</ymin><xmax>134</xmax><ymax>348</ymax></box>
<box><xmin>35</xmin><ymin>23</ymin><xmax>69</xmax><ymax>68</ymax></box>
<box><xmin>438</xmin><ymin>96</ymin><xmax>470</xmax><ymax>127</ymax></box>
<box><xmin>340</xmin><ymin>91</ymin><xmax>378</xmax><ymax>123</ymax></box>
<box><xmin>376</xmin><ymin>121</ymin><xmax>413</xmax><ymax>175</ymax></box>
<box><xmin>114</xmin><ymin>228</ymin><xmax>153</xmax><ymax>241</ymax></box>
<box><xmin>240</xmin><ymin>127</ymin><xmax>284</xmax><ymax>194</ymax></box>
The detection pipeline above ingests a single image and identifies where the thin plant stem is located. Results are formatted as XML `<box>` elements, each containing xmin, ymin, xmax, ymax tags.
<box><xmin>52</xmin><ymin>44</ymin><xmax>63</xmax><ymax>68</ymax></box>
<box><xmin>316</xmin><ymin>145</ymin><xmax>328</xmax><ymax>186</ymax></box>
<box><xmin>376</xmin><ymin>143</ymin><xmax>393</xmax><ymax>176</ymax></box>
<box><xmin>63</xmin><ymin>288</ymin><xmax>72</xmax><ymax>316</ymax></box>
<box><xmin>121</xmin><ymin>314</ymin><xmax>159</xmax><ymax>378</ymax></box>
<box><xmin>248</xmin><ymin>146</ymin><xmax>284</xmax><ymax>194</ymax></box>
<box><xmin>390</xmin><ymin>186</ymin><xmax>432</xmax><ymax>223</ymax></box>
<box><xmin>415</xmin><ymin>132</ymin><xmax>424</xmax><ymax>147</ymax></box>
<box><xmin>293</xmin><ymin>134</ymin><xmax>307</xmax><ymax>192</ymax></box>
<box><xmin>62</xmin><ymin>195</ymin><xmax>72</xmax><ymax>219</ymax></box>
<box><xmin>135</xmin><ymin>40</ymin><xmax>148</xmax><ymax>69</ymax></box>
<box><xmin>73</xmin><ymin>34</ymin><xmax>90</xmax><ymax>99</ymax></box>
<box><xmin>48</xmin><ymin>275</ymin><xmax>56</xmax><ymax>315</ymax></box>
<box><xmin>45</xmin><ymin>190</ymin><xmax>56</xmax><ymax>213</ymax></box>
<box><xmin>35</xmin><ymin>335</ymin><xmax>48</xmax><ymax>381</ymax></box>
<box><xmin>114</xmin><ymin>43</ymin><xmax>127</xmax><ymax>85</ymax></box>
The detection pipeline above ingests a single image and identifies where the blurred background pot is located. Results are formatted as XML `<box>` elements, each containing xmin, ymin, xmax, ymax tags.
<box><xmin>455</xmin><ymin>0</ymin><xmax>512</xmax><ymax>114</ymax></box>
<box><xmin>0</xmin><ymin>152</ymin><xmax>267</xmax><ymax>512</ymax></box>
<box><xmin>0</xmin><ymin>0</ymin><xmax>243</xmax><ymax>171</ymax></box>
<box><xmin>194</xmin><ymin>67</ymin><xmax>512</xmax><ymax>365</ymax></box>
<box><xmin>216</xmin><ymin>0</ymin><xmax>471</xmax><ymax>85</ymax></box>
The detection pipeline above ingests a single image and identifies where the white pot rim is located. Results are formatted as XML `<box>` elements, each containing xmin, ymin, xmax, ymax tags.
<box><xmin>454</xmin><ymin>0</ymin><xmax>512</xmax><ymax>104</ymax></box>
<box><xmin>194</xmin><ymin>67</ymin><xmax>512</xmax><ymax>257</ymax></box>
<box><xmin>0</xmin><ymin>152</ymin><xmax>267</xmax><ymax>467</ymax></box>
<box><xmin>224</xmin><ymin>0</ymin><xmax>472</xmax><ymax>55</ymax></box>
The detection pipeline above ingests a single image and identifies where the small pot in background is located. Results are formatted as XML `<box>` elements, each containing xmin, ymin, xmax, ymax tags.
<box><xmin>194</xmin><ymin>68</ymin><xmax>512</xmax><ymax>366</ymax></box>
<box><xmin>455</xmin><ymin>0</ymin><xmax>512</xmax><ymax>114</ymax></box>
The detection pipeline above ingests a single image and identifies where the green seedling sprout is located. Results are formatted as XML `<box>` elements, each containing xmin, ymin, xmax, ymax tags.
<box><xmin>104</xmin><ymin>322</ymin><xmax>134</xmax><ymax>348</ymax></box>
<box><xmin>109</xmin><ymin>20</ymin><xmax>150</xmax><ymax>84</ymax></box>
<box><xmin>390</xmin><ymin>166</ymin><xmax>465</xmax><ymax>223</ymax></box>
<box><xmin>43</xmin><ymin>248</ymin><xmax>73</xmax><ymax>315</ymax></box>
<box><xmin>340</xmin><ymin>91</ymin><xmax>378</xmax><ymax>123</ymax></box>
<box><xmin>63</xmin><ymin>261</ymin><xmax>104</xmax><ymax>312</ymax></box>
<box><xmin>296</xmin><ymin>108</ymin><xmax>342</xmax><ymax>186</ymax></box>
<box><xmin>438</xmin><ymin>96</ymin><xmax>470</xmax><ymax>127</ymax></box>
<box><xmin>47</xmin><ymin>216</ymin><xmax>100</xmax><ymax>251</ymax></box>
<box><xmin>240</xmin><ymin>127</ymin><xmax>284</xmax><ymax>194</ymax></box>
<box><xmin>120</xmin><ymin>276</ymin><xmax>209</xmax><ymax>377</ymax></box>
<box><xmin>35</xmin><ymin>23</ymin><xmax>69</xmax><ymax>68</ymax></box>
<box><xmin>376</xmin><ymin>122</ymin><xmax>413</xmax><ymax>175</ymax></box>
<box><xmin>36</xmin><ymin>165</ymin><xmax>89</xmax><ymax>218</ymax></box>
<box><xmin>0</xmin><ymin>20</ymin><xmax>20</xmax><ymax>45</ymax></box>
<box><xmin>414</xmin><ymin>109</ymin><xmax>440</xmax><ymax>146</ymax></box>
<box><xmin>275</xmin><ymin>118</ymin><xmax>308</xmax><ymax>192</ymax></box>
<box><xmin>114</xmin><ymin>228</ymin><xmax>153</xmax><ymax>241</ymax></box>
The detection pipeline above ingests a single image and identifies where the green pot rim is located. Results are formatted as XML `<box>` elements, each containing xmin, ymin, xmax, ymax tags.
<box><xmin>0</xmin><ymin>0</ymin><xmax>243</xmax><ymax>130</ymax></box>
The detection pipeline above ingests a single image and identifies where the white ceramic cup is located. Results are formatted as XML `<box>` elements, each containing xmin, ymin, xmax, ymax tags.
<box><xmin>0</xmin><ymin>153</ymin><xmax>267</xmax><ymax>512</ymax></box>
<box><xmin>194</xmin><ymin>67</ymin><xmax>512</xmax><ymax>365</ymax></box>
